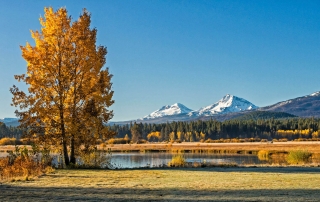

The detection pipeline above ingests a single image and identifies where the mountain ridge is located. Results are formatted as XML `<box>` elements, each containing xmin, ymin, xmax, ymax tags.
<box><xmin>4</xmin><ymin>91</ymin><xmax>320</xmax><ymax>126</ymax></box>
<box><xmin>113</xmin><ymin>91</ymin><xmax>320</xmax><ymax>124</ymax></box>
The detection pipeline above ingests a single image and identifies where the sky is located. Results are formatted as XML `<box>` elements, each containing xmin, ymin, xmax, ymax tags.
<box><xmin>0</xmin><ymin>0</ymin><xmax>320</xmax><ymax>121</ymax></box>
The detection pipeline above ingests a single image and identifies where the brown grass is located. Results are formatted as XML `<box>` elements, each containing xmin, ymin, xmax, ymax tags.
<box><xmin>1</xmin><ymin>168</ymin><xmax>320</xmax><ymax>201</ymax></box>
<box><xmin>96</xmin><ymin>141</ymin><xmax>320</xmax><ymax>154</ymax></box>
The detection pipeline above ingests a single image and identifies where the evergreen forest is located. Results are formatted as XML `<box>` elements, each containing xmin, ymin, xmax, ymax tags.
<box><xmin>110</xmin><ymin>117</ymin><xmax>320</xmax><ymax>142</ymax></box>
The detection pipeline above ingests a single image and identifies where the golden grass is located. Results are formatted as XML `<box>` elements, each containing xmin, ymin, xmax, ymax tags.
<box><xmin>167</xmin><ymin>155</ymin><xmax>186</xmax><ymax>167</ymax></box>
<box><xmin>1</xmin><ymin>168</ymin><xmax>320</xmax><ymax>201</ymax></box>
<box><xmin>97</xmin><ymin>142</ymin><xmax>320</xmax><ymax>154</ymax></box>
<box><xmin>286</xmin><ymin>150</ymin><xmax>312</xmax><ymax>165</ymax></box>
<box><xmin>257</xmin><ymin>150</ymin><xmax>271</xmax><ymax>160</ymax></box>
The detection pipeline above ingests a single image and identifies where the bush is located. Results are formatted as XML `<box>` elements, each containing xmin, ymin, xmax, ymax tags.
<box><xmin>0</xmin><ymin>137</ymin><xmax>22</xmax><ymax>145</ymax></box>
<box><xmin>107</xmin><ymin>138</ymin><xmax>129</xmax><ymax>144</ymax></box>
<box><xmin>278</xmin><ymin>138</ymin><xmax>288</xmax><ymax>142</ymax></box>
<box><xmin>257</xmin><ymin>150</ymin><xmax>270</xmax><ymax>160</ymax></box>
<box><xmin>74</xmin><ymin>149</ymin><xmax>112</xmax><ymax>169</ymax></box>
<box><xmin>286</xmin><ymin>150</ymin><xmax>312</xmax><ymax>164</ymax></box>
<box><xmin>0</xmin><ymin>145</ymin><xmax>54</xmax><ymax>181</ymax></box>
<box><xmin>137</xmin><ymin>139</ymin><xmax>147</xmax><ymax>144</ymax></box>
<box><xmin>168</xmin><ymin>155</ymin><xmax>186</xmax><ymax>167</ymax></box>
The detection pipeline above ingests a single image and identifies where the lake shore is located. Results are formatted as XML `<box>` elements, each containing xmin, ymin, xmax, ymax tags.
<box><xmin>1</xmin><ymin>167</ymin><xmax>320</xmax><ymax>201</ymax></box>
<box><xmin>103</xmin><ymin>141</ymin><xmax>320</xmax><ymax>154</ymax></box>
<box><xmin>1</xmin><ymin>141</ymin><xmax>320</xmax><ymax>154</ymax></box>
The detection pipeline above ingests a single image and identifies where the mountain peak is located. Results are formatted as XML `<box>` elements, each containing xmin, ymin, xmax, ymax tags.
<box><xmin>221</xmin><ymin>94</ymin><xmax>233</xmax><ymax>101</ymax></box>
<box><xmin>191</xmin><ymin>95</ymin><xmax>258</xmax><ymax>116</ymax></box>
<box><xmin>310</xmin><ymin>91</ymin><xmax>320</xmax><ymax>97</ymax></box>
<box><xmin>143</xmin><ymin>103</ymin><xmax>193</xmax><ymax>119</ymax></box>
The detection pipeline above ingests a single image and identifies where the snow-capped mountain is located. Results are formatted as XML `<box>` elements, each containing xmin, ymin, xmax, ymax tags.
<box><xmin>110</xmin><ymin>91</ymin><xmax>320</xmax><ymax>125</ymax></box>
<box><xmin>189</xmin><ymin>94</ymin><xmax>258</xmax><ymax>116</ymax></box>
<box><xmin>260</xmin><ymin>91</ymin><xmax>320</xmax><ymax>117</ymax></box>
<box><xmin>0</xmin><ymin>118</ymin><xmax>18</xmax><ymax>123</ymax></box>
<box><xmin>143</xmin><ymin>103</ymin><xmax>193</xmax><ymax>119</ymax></box>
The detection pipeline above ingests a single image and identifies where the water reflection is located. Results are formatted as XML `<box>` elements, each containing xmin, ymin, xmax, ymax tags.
<box><xmin>110</xmin><ymin>153</ymin><xmax>263</xmax><ymax>169</ymax></box>
<box><xmin>3</xmin><ymin>151</ymin><xmax>317</xmax><ymax>169</ymax></box>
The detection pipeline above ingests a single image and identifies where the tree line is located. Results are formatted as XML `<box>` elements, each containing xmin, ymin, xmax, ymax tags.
<box><xmin>0</xmin><ymin>122</ymin><xmax>23</xmax><ymax>139</ymax></box>
<box><xmin>109</xmin><ymin>117</ymin><xmax>320</xmax><ymax>142</ymax></box>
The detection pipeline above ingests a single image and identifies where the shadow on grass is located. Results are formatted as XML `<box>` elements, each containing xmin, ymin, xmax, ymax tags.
<box><xmin>0</xmin><ymin>185</ymin><xmax>319</xmax><ymax>201</ymax></box>
<box><xmin>111</xmin><ymin>166</ymin><xmax>320</xmax><ymax>174</ymax></box>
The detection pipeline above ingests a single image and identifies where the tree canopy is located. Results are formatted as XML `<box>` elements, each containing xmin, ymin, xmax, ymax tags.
<box><xmin>11</xmin><ymin>7</ymin><xmax>114</xmax><ymax>165</ymax></box>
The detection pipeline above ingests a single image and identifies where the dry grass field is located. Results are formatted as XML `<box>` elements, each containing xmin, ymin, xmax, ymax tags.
<box><xmin>1</xmin><ymin>167</ymin><xmax>320</xmax><ymax>201</ymax></box>
<box><xmin>104</xmin><ymin>142</ymin><xmax>320</xmax><ymax>154</ymax></box>
<box><xmin>2</xmin><ymin>142</ymin><xmax>320</xmax><ymax>154</ymax></box>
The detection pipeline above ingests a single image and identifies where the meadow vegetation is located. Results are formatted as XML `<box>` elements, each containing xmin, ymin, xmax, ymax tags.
<box><xmin>167</xmin><ymin>155</ymin><xmax>186</xmax><ymax>167</ymax></box>
<box><xmin>0</xmin><ymin>145</ymin><xmax>54</xmax><ymax>181</ymax></box>
<box><xmin>1</xmin><ymin>168</ymin><xmax>320</xmax><ymax>201</ymax></box>
<box><xmin>286</xmin><ymin>150</ymin><xmax>312</xmax><ymax>164</ymax></box>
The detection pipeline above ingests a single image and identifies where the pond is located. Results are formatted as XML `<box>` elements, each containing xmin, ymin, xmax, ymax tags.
<box><xmin>109</xmin><ymin>152</ymin><xmax>266</xmax><ymax>168</ymax></box>
<box><xmin>0</xmin><ymin>151</ymin><xmax>278</xmax><ymax>169</ymax></box>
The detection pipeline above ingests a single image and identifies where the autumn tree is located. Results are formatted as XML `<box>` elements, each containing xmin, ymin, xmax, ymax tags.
<box><xmin>10</xmin><ymin>7</ymin><xmax>114</xmax><ymax>166</ymax></box>
<box><xmin>131</xmin><ymin>122</ymin><xmax>142</xmax><ymax>143</ymax></box>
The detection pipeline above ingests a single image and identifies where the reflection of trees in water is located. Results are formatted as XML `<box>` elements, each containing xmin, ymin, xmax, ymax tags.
<box><xmin>130</xmin><ymin>155</ymin><xmax>144</xmax><ymax>164</ymax></box>
<box><xmin>112</xmin><ymin>153</ymin><xmax>273</xmax><ymax>168</ymax></box>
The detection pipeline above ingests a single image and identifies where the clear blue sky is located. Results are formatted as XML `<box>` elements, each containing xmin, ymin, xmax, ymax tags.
<box><xmin>0</xmin><ymin>0</ymin><xmax>320</xmax><ymax>121</ymax></box>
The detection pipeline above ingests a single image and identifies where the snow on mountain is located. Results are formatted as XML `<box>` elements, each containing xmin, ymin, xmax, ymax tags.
<box><xmin>143</xmin><ymin>103</ymin><xmax>193</xmax><ymax>119</ymax></box>
<box><xmin>310</xmin><ymin>91</ymin><xmax>320</xmax><ymax>97</ymax></box>
<box><xmin>0</xmin><ymin>118</ymin><xmax>18</xmax><ymax>123</ymax></box>
<box><xmin>189</xmin><ymin>94</ymin><xmax>258</xmax><ymax>116</ymax></box>
<box><xmin>259</xmin><ymin>91</ymin><xmax>320</xmax><ymax>117</ymax></box>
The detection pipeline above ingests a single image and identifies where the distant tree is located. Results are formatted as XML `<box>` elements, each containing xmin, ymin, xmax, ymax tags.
<box><xmin>131</xmin><ymin>122</ymin><xmax>142</xmax><ymax>143</ymax></box>
<box><xmin>11</xmin><ymin>7</ymin><xmax>114</xmax><ymax>166</ymax></box>
<box><xmin>124</xmin><ymin>134</ymin><xmax>130</xmax><ymax>143</ymax></box>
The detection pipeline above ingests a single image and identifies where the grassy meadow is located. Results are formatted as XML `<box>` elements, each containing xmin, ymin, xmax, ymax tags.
<box><xmin>104</xmin><ymin>141</ymin><xmax>320</xmax><ymax>154</ymax></box>
<box><xmin>1</xmin><ymin>167</ymin><xmax>320</xmax><ymax>201</ymax></box>
<box><xmin>1</xmin><ymin>142</ymin><xmax>320</xmax><ymax>201</ymax></box>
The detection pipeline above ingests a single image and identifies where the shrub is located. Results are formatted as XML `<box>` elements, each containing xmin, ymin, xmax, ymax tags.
<box><xmin>278</xmin><ymin>138</ymin><xmax>288</xmax><ymax>142</ymax></box>
<box><xmin>0</xmin><ymin>137</ymin><xmax>22</xmax><ymax>145</ymax></box>
<box><xmin>168</xmin><ymin>155</ymin><xmax>186</xmax><ymax>167</ymax></box>
<box><xmin>0</xmin><ymin>145</ymin><xmax>54</xmax><ymax>181</ymax></box>
<box><xmin>137</xmin><ymin>139</ymin><xmax>147</xmax><ymax>144</ymax></box>
<box><xmin>257</xmin><ymin>150</ymin><xmax>270</xmax><ymax>160</ymax></box>
<box><xmin>20</xmin><ymin>138</ymin><xmax>34</xmax><ymax>145</ymax></box>
<box><xmin>74</xmin><ymin>149</ymin><xmax>113</xmax><ymax>169</ymax></box>
<box><xmin>107</xmin><ymin>138</ymin><xmax>128</xmax><ymax>144</ymax></box>
<box><xmin>286</xmin><ymin>150</ymin><xmax>312</xmax><ymax>164</ymax></box>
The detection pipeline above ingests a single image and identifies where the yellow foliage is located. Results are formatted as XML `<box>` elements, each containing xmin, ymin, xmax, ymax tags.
<box><xmin>168</xmin><ymin>155</ymin><xmax>186</xmax><ymax>167</ymax></box>
<box><xmin>0</xmin><ymin>138</ymin><xmax>17</xmax><ymax>145</ymax></box>
<box><xmin>147</xmin><ymin>131</ymin><xmax>161</xmax><ymax>141</ymax></box>
<box><xmin>11</xmin><ymin>7</ymin><xmax>114</xmax><ymax>166</ymax></box>
<box><xmin>277</xmin><ymin>129</ymin><xmax>313</xmax><ymax>136</ymax></box>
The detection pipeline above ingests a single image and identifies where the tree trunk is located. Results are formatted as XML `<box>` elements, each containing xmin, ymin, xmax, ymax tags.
<box><xmin>60</xmin><ymin>109</ymin><xmax>69</xmax><ymax>166</ymax></box>
<box><xmin>70</xmin><ymin>135</ymin><xmax>76</xmax><ymax>164</ymax></box>
<box><xmin>62</xmin><ymin>136</ymin><xmax>70</xmax><ymax>166</ymax></box>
